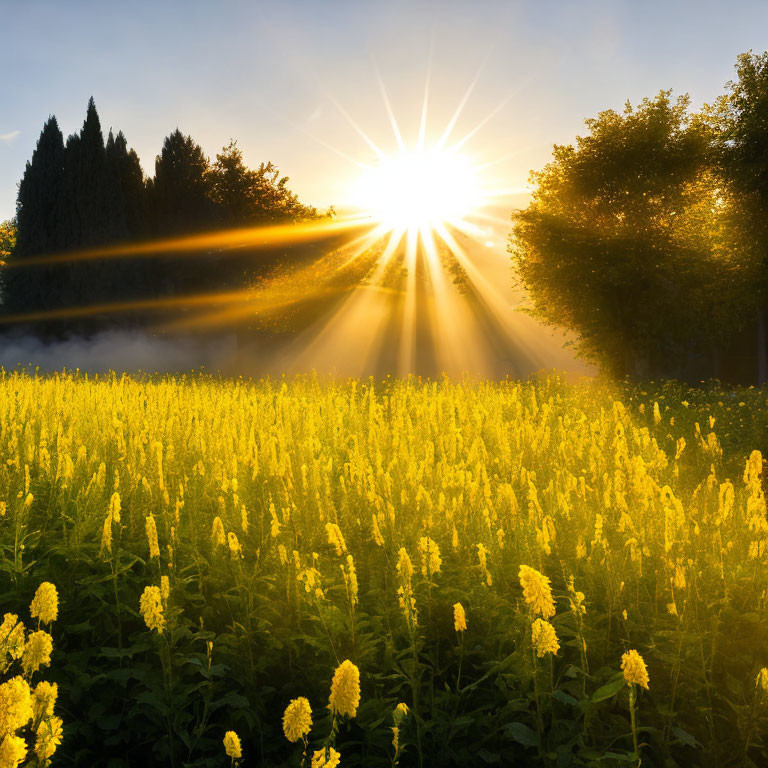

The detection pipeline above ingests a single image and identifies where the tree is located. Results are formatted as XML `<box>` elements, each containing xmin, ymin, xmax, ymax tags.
<box><xmin>5</xmin><ymin>117</ymin><xmax>66</xmax><ymax>315</ymax></box>
<box><xmin>152</xmin><ymin>129</ymin><xmax>216</xmax><ymax>235</ymax></box>
<box><xmin>0</xmin><ymin>220</ymin><xmax>15</xmax><ymax>261</ymax></box>
<box><xmin>105</xmin><ymin>130</ymin><xmax>149</xmax><ymax>239</ymax></box>
<box><xmin>510</xmin><ymin>91</ymin><xmax>763</xmax><ymax>378</ymax></box>
<box><xmin>208</xmin><ymin>140</ymin><xmax>319</xmax><ymax>225</ymax></box>
<box><xmin>719</xmin><ymin>51</ymin><xmax>768</xmax><ymax>381</ymax></box>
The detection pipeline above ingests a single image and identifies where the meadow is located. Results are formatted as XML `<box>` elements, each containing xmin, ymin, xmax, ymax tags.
<box><xmin>1</xmin><ymin>371</ymin><xmax>768</xmax><ymax>767</ymax></box>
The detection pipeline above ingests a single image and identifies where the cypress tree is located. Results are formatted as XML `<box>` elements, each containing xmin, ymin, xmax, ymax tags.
<box><xmin>106</xmin><ymin>130</ymin><xmax>147</xmax><ymax>239</ymax></box>
<box><xmin>152</xmin><ymin>129</ymin><xmax>216</xmax><ymax>234</ymax></box>
<box><xmin>5</xmin><ymin>116</ymin><xmax>66</xmax><ymax>316</ymax></box>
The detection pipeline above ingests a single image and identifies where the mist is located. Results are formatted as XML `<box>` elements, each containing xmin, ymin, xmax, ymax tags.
<box><xmin>0</xmin><ymin>330</ymin><xmax>241</xmax><ymax>375</ymax></box>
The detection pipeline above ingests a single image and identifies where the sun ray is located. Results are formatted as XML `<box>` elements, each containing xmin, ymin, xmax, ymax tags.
<box><xmin>5</xmin><ymin>216</ymin><xmax>373</xmax><ymax>270</ymax></box>
<box><xmin>417</xmin><ymin>61</ymin><xmax>432</xmax><ymax>152</ymax></box>
<box><xmin>449</xmin><ymin>93</ymin><xmax>513</xmax><ymax>153</ymax></box>
<box><xmin>374</xmin><ymin>64</ymin><xmax>407</xmax><ymax>153</ymax></box>
<box><xmin>324</xmin><ymin>90</ymin><xmax>387</xmax><ymax>160</ymax></box>
<box><xmin>398</xmin><ymin>227</ymin><xmax>418</xmax><ymax>376</ymax></box>
<box><xmin>436</xmin><ymin>53</ymin><xmax>492</xmax><ymax>151</ymax></box>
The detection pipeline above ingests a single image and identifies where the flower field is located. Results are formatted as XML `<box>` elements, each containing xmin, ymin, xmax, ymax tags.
<box><xmin>1</xmin><ymin>372</ymin><xmax>768</xmax><ymax>767</ymax></box>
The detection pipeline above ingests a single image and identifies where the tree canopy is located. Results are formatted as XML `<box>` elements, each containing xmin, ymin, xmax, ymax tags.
<box><xmin>511</xmin><ymin>87</ymin><xmax>766</xmax><ymax>378</ymax></box>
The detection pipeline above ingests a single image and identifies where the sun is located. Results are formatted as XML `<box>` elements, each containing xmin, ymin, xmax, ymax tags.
<box><xmin>355</xmin><ymin>145</ymin><xmax>483</xmax><ymax>232</ymax></box>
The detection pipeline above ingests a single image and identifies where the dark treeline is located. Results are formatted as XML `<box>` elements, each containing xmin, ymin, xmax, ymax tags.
<box><xmin>3</xmin><ymin>98</ymin><xmax>326</xmax><ymax>334</ymax></box>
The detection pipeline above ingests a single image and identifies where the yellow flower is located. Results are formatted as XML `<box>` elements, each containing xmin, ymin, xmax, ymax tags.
<box><xmin>34</xmin><ymin>715</ymin><xmax>62</xmax><ymax>761</ymax></box>
<box><xmin>0</xmin><ymin>734</ymin><xmax>26</xmax><ymax>768</ymax></box>
<box><xmin>757</xmin><ymin>668</ymin><xmax>768</xmax><ymax>694</ymax></box>
<box><xmin>0</xmin><ymin>676</ymin><xmax>32</xmax><ymax>735</ymax></box>
<box><xmin>328</xmin><ymin>659</ymin><xmax>361</xmax><ymax>719</ymax></box>
<box><xmin>212</xmin><ymin>516</ymin><xmax>226</xmax><ymax>548</ymax></box>
<box><xmin>30</xmin><ymin>582</ymin><xmax>58</xmax><ymax>625</ymax></box>
<box><xmin>100</xmin><ymin>515</ymin><xmax>113</xmax><ymax>556</ymax></box>
<box><xmin>108</xmin><ymin>490</ymin><xmax>121</xmax><ymax>524</ymax></box>
<box><xmin>531</xmin><ymin>619</ymin><xmax>560</xmax><ymax>657</ymax></box>
<box><xmin>396</xmin><ymin>548</ymin><xmax>414</xmax><ymax>580</ymax></box>
<box><xmin>223</xmin><ymin>730</ymin><xmax>241</xmax><ymax>759</ymax></box>
<box><xmin>326</xmin><ymin>523</ymin><xmax>347</xmax><ymax>556</ymax></box>
<box><xmin>567</xmin><ymin>577</ymin><xmax>586</xmax><ymax>616</ymax></box>
<box><xmin>282</xmin><ymin>696</ymin><xmax>312</xmax><ymax>742</ymax></box>
<box><xmin>621</xmin><ymin>649</ymin><xmax>650</xmax><ymax>690</ymax></box>
<box><xmin>341</xmin><ymin>555</ymin><xmax>359</xmax><ymax>605</ymax></box>
<box><xmin>311</xmin><ymin>747</ymin><xmax>341</xmax><ymax>768</ymax></box>
<box><xmin>453</xmin><ymin>603</ymin><xmax>467</xmax><ymax>632</ymax></box>
<box><xmin>32</xmin><ymin>681</ymin><xmax>57</xmax><ymax>721</ymax></box>
<box><xmin>518</xmin><ymin>565</ymin><xmax>556</xmax><ymax>619</ymax></box>
<box><xmin>139</xmin><ymin>586</ymin><xmax>166</xmax><ymax>634</ymax></box>
<box><xmin>228</xmin><ymin>531</ymin><xmax>243</xmax><ymax>560</ymax></box>
<box><xmin>372</xmin><ymin>514</ymin><xmax>384</xmax><ymax>546</ymax></box>
<box><xmin>417</xmin><ymin>536</ymin><xmax>442</xmax><ymax>576</ymax></box>
<box><xmin>393</xmin><ymin>702</ymin><xmax>409</xmax><ymax>725</ymax></box>
<box><xmin>145</xmin><ymin>514</ymin><xmax>160</xmax><ymax>559</ymax></box>
<box><xmin>0</xmin><ymin>614</ymin><xmax>25</xmax><ymax>662</ymax></box>
<box><xmin>21</xmin><ymin>631</ymin><xmax>53</xmax><ymax>676</ymax></box>
<box><xmin>160</xmin><ymin>575</ymin><xmax>170</xmax><ymax>601</ymax></box>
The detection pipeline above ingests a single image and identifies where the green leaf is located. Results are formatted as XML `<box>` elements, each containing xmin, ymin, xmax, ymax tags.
<box><xmin>591</xmin><ymin>676</ymin><xmax>626</xmax><ymax>703</ymax></box>
<box><xmin>503</xmin><ymin>722</ymin><xmax>538</xmax><ymax>747</ymax></box>
<box><xmin>671</xmin><ymin>726</ymin><xmax>702</xmax><ymax>749</ymax></box>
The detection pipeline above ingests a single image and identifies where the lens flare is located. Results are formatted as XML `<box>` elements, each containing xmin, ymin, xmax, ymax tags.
<box><xmin>354</xmin><ymin>147</ymin><xmax>482</xmax><ymax>232</ymax></box>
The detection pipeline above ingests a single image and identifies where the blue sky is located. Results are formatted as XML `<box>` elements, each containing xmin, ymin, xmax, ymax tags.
<box><xmin>2</xmin><ymin>0</ymin><xmax>768</xmax><ymax>220</ymax></box>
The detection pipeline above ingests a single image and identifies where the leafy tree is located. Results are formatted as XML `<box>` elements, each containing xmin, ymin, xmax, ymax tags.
<box><xmin>718</xmin><ymin>51</ymin><xmax>768</xmax><ymax>380</ymax></box>
<box><xmin>0</xmin><ymin>219</ymin><xmax>16</xmax><ymax>261</ymax></box>
<box><xmin>511</xmin><ymin>91</ymin><xmax>764</xmax><ymax>378</ymax></box>
<box><xmin>208</xmin><ymin>140</ymin><xmax>319</xmax><ymax>225</ymax></box>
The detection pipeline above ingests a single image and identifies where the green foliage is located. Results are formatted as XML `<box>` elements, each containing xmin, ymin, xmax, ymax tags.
<box><xmin>511</xmin><ymin>90</ymin><xmax>765</xmax><ymax>378</ymax></box>
<box><xmin>0</xmin><ymin>219</ymin><xmax>17</xmax><ymax>261</ymax></box>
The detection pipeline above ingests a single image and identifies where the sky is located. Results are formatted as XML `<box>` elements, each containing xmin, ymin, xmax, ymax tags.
<box><xmin>3</xmin><ymin>0</ymin><xmax>768</xmax><ymax>222</ymax></box>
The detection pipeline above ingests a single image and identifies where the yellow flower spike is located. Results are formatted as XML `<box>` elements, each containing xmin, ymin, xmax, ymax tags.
<box><xmin>227</xmin><ymin>531</ymin><xmax>243</xmax><ymax>560</ymax></box>
<box><xmin>223</xmin><ymin>730</ymin><xmax>242</xmax><ymax>759</ymax></box>
<box><xmin>518</xmin><ymin>565</ymin><xmax>556</xmax><ymax>619</ymax></box>
<box><xmin>757</xmin><ymin>668</ymin><xmax>768</xmax><ymax>695</ymax></box>
<box><xmin>211</xmin><ymin>516</ymin><xmax>226</xmax><ymax>548</ymax></box>
<box><xmin>393</xmin><ymin>702</ymin><xmax>409</xmax><ymax>725</ymax></box>
<box><xmin>34</xmin><ymin>715</ymin><xmax>63</xmax><ymax>761</ymax></box>
<box><xmin>326</xmin><ymin>523</ymin><xmax>348</xmax><ymax>556</ymax></box>
<box><xmin>0</xmin><ymin>676</ymin><xmax>32</xmax><ymax>734</ymax></box>
<box><xmin>328</xmin><ymin>659</ymin><xmax>361</xmax><ymax>719</ymax></box>
<box><xmin>139</xmin><ymin>586</ymin><xmax>166</xmax><ymax>634</ymax></box>
<box><xmin>453</xmin><ymin>602</ymin><xmax>467</xmax><ymax>632</ymax></box>
<box><xmin>145</xmin><ymin>514</ymin><xmax>160</xmax><ymax>559</ymax></box>
<box><xmin>21</xmin><ymin>631</ymin><xmax>53</xmax><ymax>677</ymax></box>
<box><xmin>29</xmin><ymin>582</ymin><xmax>58</xmax><ymax>626</ymax></box>
<box><xmin>160</xmin><ymin>575</ymin><xmax>170</xmax><ymax>601</ymax></box>
<box><xmin>531</xmin><ymin>618</ymin><xmax>560</xmax><ymax>657</ymax></box>
<box><xmin>621</xmin><ymin>649</ymin><xmax>650</xmax><ymax>690</ymax></box>
<box><xmin>282</xmin><ymin>696</ymin><xmax>312</xmax><ymax>742</ymax></box>
<box><xmin>32</xmin><ymin>681</ymin><xmax>57</xmax><ymax>721</ymax></box>
<box><xmin>417</xmin><ymin>536</ymin><xmax>442</xmax><ymax>576</ymax></box>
